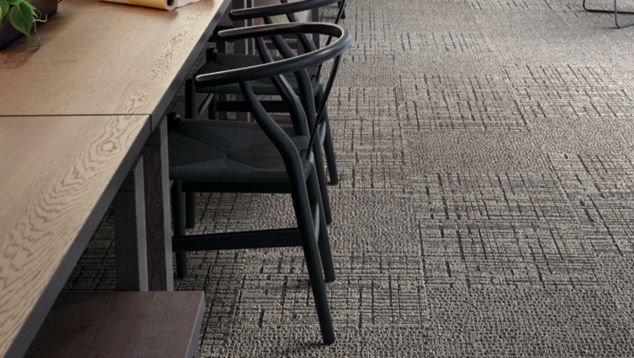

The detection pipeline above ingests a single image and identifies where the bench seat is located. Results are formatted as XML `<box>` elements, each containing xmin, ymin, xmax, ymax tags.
<box><xmin>25</xmin><ymin>292</ymin><xmax>205</xmax><ymax>358</ymax></box>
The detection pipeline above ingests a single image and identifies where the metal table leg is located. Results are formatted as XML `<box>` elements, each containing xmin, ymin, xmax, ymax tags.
<box><xmin>583</xmin><ymin>0</ymin><xmax>634</xmax><ymax>28</ymax></box>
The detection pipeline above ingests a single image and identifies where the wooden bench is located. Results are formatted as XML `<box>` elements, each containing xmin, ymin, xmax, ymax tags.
<box><xmin>25</xmin><ymin>292</ymin><xmax>205</xmax><ymax>358</ymax></box>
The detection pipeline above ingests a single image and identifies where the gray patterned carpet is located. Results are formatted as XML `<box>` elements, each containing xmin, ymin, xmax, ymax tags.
<box><xmin>65</xmin><ymin>0</ymin><xmax>634</xmax><ymax>356</ymax></box>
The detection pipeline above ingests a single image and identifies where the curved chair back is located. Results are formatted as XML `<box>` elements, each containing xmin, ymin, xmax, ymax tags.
<box><xmin>195</xmin><ymin>22</ymin><xmax>350</xmax><ymax>182</ymax></box>
<box><xmin>230</xmin><ymin>0</ymin><xmax>346</xmax><ymax>65</ymax></box>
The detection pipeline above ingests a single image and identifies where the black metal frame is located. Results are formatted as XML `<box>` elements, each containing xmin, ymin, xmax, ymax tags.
<box><xmin>583</xmin><ymin>0</ymin><xmax>634</xmax><ymax>28</ymax></box>
<box><xmin>229</xmin><ymin>0</ymin><xmax>340</xmax><ymax>21</ymax></box>
<box><xmin>170</xmin><ymin>22</ymin><xmax>350</xmax><ymax>345</ymax></box>
<box><xmin>339</xmin><ymin>0</ymin><xmax>346</xmax><ymax>19</ymax></box>
<box><xmin>185</xmin><ymin>0</ymin><xmax>347</xmax><ymax>191</ymax></box>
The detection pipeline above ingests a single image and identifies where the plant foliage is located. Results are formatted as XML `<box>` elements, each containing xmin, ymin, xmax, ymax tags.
<box><xmin>0</xmin><ymin>0</ymin><xmax>40</xmax><ymax>39</ymax></box>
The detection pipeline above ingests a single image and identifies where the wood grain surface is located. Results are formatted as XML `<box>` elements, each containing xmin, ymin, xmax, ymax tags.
<box><xmin>25</xmin><ymin>292</ymin><xmax>205</xmax><ymax>358</ymax></box>
<box><xmin>0</xmin><ymin>0</ymin><xmax>230</xmax><ymax>124</ymax></box>
<box><xmin>0</xmin><ymin>0</ymin><xmax>231</xmax><ymax>354</ymax></box>
<box><xmin>0</xmin><ymin>115</ymin><xmax>150</xmax><ymax>357</ymax></box>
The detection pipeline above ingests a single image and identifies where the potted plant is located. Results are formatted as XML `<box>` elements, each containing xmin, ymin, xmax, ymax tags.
<box><xmin>0</xmin><ymin>0</ymin><xmax>58</xmax><ymax>49</ymax></box>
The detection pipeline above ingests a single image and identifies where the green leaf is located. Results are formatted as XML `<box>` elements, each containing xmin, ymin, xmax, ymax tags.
<box><xmin>8</xmin><ymin>1</ymin><xmax>35</xmax><ymax>38</ymax></box>
<box><xmin>0</xmin><ymin>0</ymin><xmax>9</xmax><ymax>21</ymax></box>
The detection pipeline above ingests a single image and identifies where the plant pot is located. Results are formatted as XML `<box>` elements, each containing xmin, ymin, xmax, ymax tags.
<box><xmin>0</xmin><ymin>0</ymin><xmax>58</xmax><ymax>50</ymax></box>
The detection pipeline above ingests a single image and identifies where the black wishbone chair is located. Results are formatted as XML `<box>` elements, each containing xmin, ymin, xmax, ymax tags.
<box><xmin>169</xmin><ymin>22</ymin><xmax>350</xmax><ymax>345</ymax></box>
<box><xmin>183</xmin><ymin>1</ymin><xmax>347</xmax><ymax>230</ymax></box>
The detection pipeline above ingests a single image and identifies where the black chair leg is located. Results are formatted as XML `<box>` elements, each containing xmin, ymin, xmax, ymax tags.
<box><xmin>185</xmin><ymin>79</ymin><xmax>197</xmax><ymax>120</ymax></box>
<box><xmin>313</xmin><ymin>144</ymin><xmax>333</xmax><ymax>225</ymax></box>
<box><xmin>323</xmin><ymin>118</ymin><xmax>339</xmax><ymax>185</ymax></box>
<box><xmin>339</xmin><ymin>1</ymin><xmax>346</xmax><ymax>19</ymax></box>
<box><xmin>176</xmin><ymin>252</ymin><xmax>188</xmax><ymax>279</ymax></box>
<box><xmin>308</xmin><ymin>171</ymin><xmax>336</xmax><ymax>283</ymax></box>
<box><xmin>316</xmin><ymin>88</ymin><xmax>339</xmax><ymax>185</ymax></box>
<box><xmin>290</xmin><ymin>180</ymin><xmax>335</xmax><ymax>345</ymax></box>
<box><xmin>208</xmin><ymin>95</ymin><xmax>218</xmax><ymax>120</ymax></box>
<box><xmin>185</xmin><ymin>192</ymin><xmax>196</xmax><ymax>229</ymax></box>
<box><xmin>583</xmin><ymin>0</ymin><xmax>634</xmax><ymax>28</ymax></box>
<box><xmin>172</xmin><ymin>182</ymin><xmax>188</xmax><ymax>279</ymax></box>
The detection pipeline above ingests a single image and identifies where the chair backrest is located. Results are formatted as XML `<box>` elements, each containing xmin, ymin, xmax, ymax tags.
<box><xmin>230</xmin><ymin>0</ymin><xmax>346</xmax><ymax>25</ymax></box>
<box><xmin>229</xmin><ymin>1</ymin><xmax>347</xmax><ymax>153</ymax></box>
<box><xmin>195</xmin><ymin>22</ymin><xmax>350</xmax><ymax>180</ymax></box>
<box><xmin>230</xmin><ymin>0</ymin><xmax>346</xmax><ymax>54</ymax></box>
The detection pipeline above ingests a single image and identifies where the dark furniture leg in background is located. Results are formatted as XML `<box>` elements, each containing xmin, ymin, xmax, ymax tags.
<box><xmin>583</xmin><ymin>0</ymin><xmax>634</xmax><ymax>28</ymax></box>
<box><xmin>115</xmin><ymin>120</ymin><xmax>174</xmax><ymax>291</ymax></box>
<box><xmin>339</xmin><ymin>0</ymin><xmax>346</xmax><ymax>19</ymax></box>
<box><xmin>142</xmin><ymin>120</ymin><xmax>175</xmax><ymax>291</ymax></box>
<box><xmin>172</xmin><ymin>181</ymin><xmax>189</xmax><ymax>279</ymax></box>
<box><xmin>114</xmin><ymin>159</ymin><xmax>149</xmax><ymax>291</ymax></box>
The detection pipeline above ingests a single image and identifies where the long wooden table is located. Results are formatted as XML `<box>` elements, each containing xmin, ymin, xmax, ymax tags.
<box><xmin>0</xmin><ymin>0</ymin><xmax>232</xmax><ymax>355</ymax></box>
<box><xmin>0</xmin><ymin>115</ymin><xmax>150</xmax><ymax>356</ymax></box>
<box><xmin>0</xmin><ymin>0</ymin><xmax>230</xmax><ymax>127</ymax></box>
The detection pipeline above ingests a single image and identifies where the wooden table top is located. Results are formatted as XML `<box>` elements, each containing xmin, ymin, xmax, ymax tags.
<box><xmin>0</xmin><ymin>0</ymin><xmax>230</xmax><ymax>127</ymax></box>
<box><xmin>0</xmin><ymin>115</ymin><xmax>150</xmax><ymax>357</ymax></box>
<box><xmin>0</xmin><ymin>0</ymin><xmax>232</xmax><ymax>354</ymax></box>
